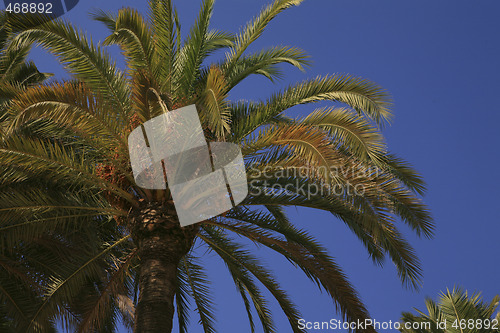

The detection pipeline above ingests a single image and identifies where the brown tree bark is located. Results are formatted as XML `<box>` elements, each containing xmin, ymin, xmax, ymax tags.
<box><xmin>129</xmin><ymin>201</ymin><xmax>198</xmax><ymax>333</ymax></box>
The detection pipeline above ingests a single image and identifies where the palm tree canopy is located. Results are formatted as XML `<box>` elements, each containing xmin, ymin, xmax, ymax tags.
<box><xmin>401</xmin><ymin>287</ymin><xmax>500</xmax><ymax>333</ymax></box>
<box><xmin>0</xmin><ymin>0</ymin><xmax>433</xmax><ymax>332</ymax></box>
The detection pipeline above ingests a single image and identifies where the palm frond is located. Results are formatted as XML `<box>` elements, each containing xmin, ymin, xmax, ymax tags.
<box><xmin>200</xmin><ymin>225</ymin><xmax>304</xmax><ymax>333</ymax></box>
<box><xmin>197</xmin><ymin>66</ymin><xmax>231</xmax><ymax>139</ymax></box>
<box><xmin>6</xmin><ymin>14</ymin><xmax>131</xmax><ymax>121</ymax></box>
<box><xmin>0</xmin><ymin>31</ymin><xmax>32</xmax><ymax>79</ymax></box>
<box><xmin>222</xmin><ymin>45</ymin><xmax>310</xmax><ymax>89</ymax></box>
<box><xmin>204</xmin><ymin>216</ymin><xmax>375</xmax><ymax>330</ymax></box>
<box><xmin>76</xmin><ymin>250</ymin><xmax>137</xmax><ymax>333</ymax></box>
<box><xmin>232</xmin><ymin>74</ymin><xmax>392</xmax><ymax>140</ymax></box>
<box><xmin>148</xmin><ymin>0</ymin><xmax>178</xmax><ymax>93</ymax></box>
<box><xmin>180</xmin><ymin>254</ymin><xmax>216</xmax><ymax>333</ymax></box>
<box><xmin>175</xmin><ymin>262</ymin><xmax>191</xmax><ymax>333</ymax></box>
<box><xmin>243</xmin><ymin>123</ymin><xmax>343</xmax><ymax>183</ymax></box>
<box><xmin>174</xmin><ymin>0</ymin><xmax>215</xmax><ymax>97</ymax></box>
<box><xmin>96</xmin><ymin>8</ymin><xmax>156</xmax><ymax>76</ymax></box>
<box><xmin>244</xmin><ymin>176</ymin><xmax>424</xmax><ymax>287</ymax></box>
<box><xmin>24</xmin><ymin>234</ymin><xmax>132</xmax><ymax>333</ymax></box>
<box><xmin>0</xmin><ymin>136</ymin><xmax>135</xmax><ymax>203</ymax></box>
<box><xmin>300</xmin><ymin>106</ymin><xmax>387</xmax><ymax>165</ymax></box>
<box><xmin>5</xmin><ymin>61</ymin><xmax>52</xmax><ymax>87</ymax></box>
<box><xmin>6</xmin><ymin>81</ymin><xmax>126</xmax><ymax>149</ymax></box>
<box><xmin>225</xmin><ymin>0</ymin><xmax>304</xmax><ymax>68</ymax></box>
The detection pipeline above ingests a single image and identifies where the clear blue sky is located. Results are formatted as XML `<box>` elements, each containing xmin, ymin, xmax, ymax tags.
<box><xmin>17</xmin><ymin>0</ymin><xmax>500</xmax><ymax>331</ymax></box>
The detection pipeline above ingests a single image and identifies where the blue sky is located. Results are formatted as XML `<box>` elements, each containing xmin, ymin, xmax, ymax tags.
<box><xmin>16</xmin><ymin>0</ymin><xmax>500</xmax><ymax>331</ymax></box>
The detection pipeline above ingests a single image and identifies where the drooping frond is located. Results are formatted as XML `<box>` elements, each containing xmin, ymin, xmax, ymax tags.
<box><xmin>205</xmin><ymin>209</ymin><xmax>375</xmax><ymax>330</ymax></box>
<box><xmin>0</xmin><ymin>23</ymin><xmax>32</xmax><ymax>80</ymax></box>
<box><xmin>5</xmin><ymin>14</ymin><xmax>131</xmax><ymax>121</ymax></box>
<box><xmin>0</xmin><ymin>136</ymin><xmax>134</xmax><ymax>202</ymax></box>
<box><xmin>300</xmin><ymin>107</ymin><xmax>387</xmax><ymax>165</ymax></box>
<box><xmin>0</xmin><ymin>260</ymin><xmax>45</xmax><ymax>332</ymax></box>
<box><xmin>200</xmin><ymin>222</ymin><xmax>275</xmax><ymax>333</ymax></box>
<box><xmin>0</xmin><ymin>187</ymin><xmax>121</xmax><ymax>251</ymax></box>
<box><xmin>95</xmin><ymin>8</ymin><xmax>156</xmax><ymax>76</ymax></box>
<box><xmin>23</xmin><ymin>234</ymin><xmax>132</xmax><ymax>333</ymax></box>
<box><xmin>76</xmin><ymin>249</ymin><xmax>137</xmax><ymax>333</ymax></box>
<box><xmin>175</xmin><ymin>261</ymin><xmax>191</xmax><ymax>333</ymax></box>
<box><xmin>4</xmin><ymin>61</ymin><xmax>52</xmax><ymax>87</ymax></box>
<box><xmin>379</xmin><ymin>153</ymin><xmax>427</xmax><ymax>196</ymax></box>
<box><xmin>243</xmin><ymin>123</ymin><xmax>343</xmax><ymax>183</ymax></box>
<box><xmin>231</xmin><ymin>74</ymin><xmax>392</xmax><ymax>141</ymax></box>
<box><xmin>244</xmin><ymin>174</ymin><xmax>427</xmax><ymax>288</ymax></box>
<box><xmin>6</xmin><ymin>81</ymin><xmax>126</xmax><ymax>149</ymax></box>
<box><xmin>199</xmin><ymin>225</ymin><xmax>304</xmax><ymax>333</ymax></box>
<box><xmin>221</xmin><ymin>45</ymin><xmax>310</xmax><ymax>89</ymax></box>
<box><xmin>179</xmin><ymin>254</ymin><xmax>216</xmax><ymax>333</ymax></box>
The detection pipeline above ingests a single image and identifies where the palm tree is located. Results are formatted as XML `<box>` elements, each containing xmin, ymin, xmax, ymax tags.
<box><xmin>400</xmin><ymin>287</ymin><xmax>500</xmax><ymax>333</ymax></box>
<box><xmin>0</xmin><ymin>0</ymin><xmax>433</xmax><ymax>332</ymax></box>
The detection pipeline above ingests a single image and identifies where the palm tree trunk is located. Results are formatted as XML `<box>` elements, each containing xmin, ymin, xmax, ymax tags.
<box><xmin>129</xmin><ymin>201</ymin><xmax>198</xmax><ymax>333</ymax></box>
